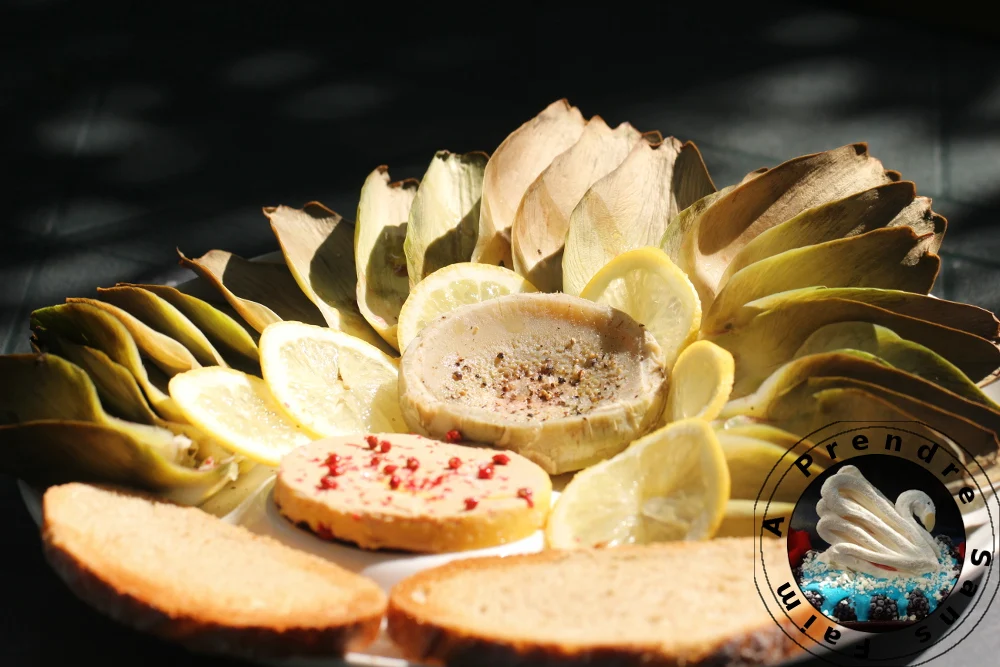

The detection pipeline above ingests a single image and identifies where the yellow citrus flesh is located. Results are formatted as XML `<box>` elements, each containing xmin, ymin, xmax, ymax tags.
<box><xmin>259</xmin><ymin>321</ymin><xmax>405</xmax><ymax>438</ymax></box>
<box><xmin>545</xmin><ymin>419</ymin><xmax>730</xmax><ymax>549</ymax></box>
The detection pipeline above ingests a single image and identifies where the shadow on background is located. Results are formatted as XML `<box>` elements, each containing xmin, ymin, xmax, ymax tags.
<box><xmin>1</xmin><ymin>2</ymin><xmax>999</xmax><ymax>664</ymax></box>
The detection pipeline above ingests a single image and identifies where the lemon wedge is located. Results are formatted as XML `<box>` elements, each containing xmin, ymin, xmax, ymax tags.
<box><xmin>545</xmin><ymin>419</ymin><xmax>729</xmax><ymax>549</ymax></box>
<box><xmin>168</xmin><ymin>367</ymin><xmax>311</xmax><ymax>466</ymax></box>
<box><xmin>579</xmin><ymin>247</ymin><xmax>701</xmax><ymax>369</ymax></box>
<box><xmin>259</xmin><ymin>321</ymin><xmax>405</xmax><ymax>437</ymax></box>
<box><xmin>665</xmin><ymin>340</ymin><xmax>735</xmax><ymax>423</ymax></box>
<box><xmin>396</xmin><ymin>262</ymin><xmax>537</xmax><ymax>351</ymax></box>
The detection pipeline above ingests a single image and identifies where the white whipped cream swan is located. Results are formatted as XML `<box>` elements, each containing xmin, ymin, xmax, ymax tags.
<box><xmin>814</xmin><ymin>465</ymin><xmax>940</xmax><ymax>577</ymax></box>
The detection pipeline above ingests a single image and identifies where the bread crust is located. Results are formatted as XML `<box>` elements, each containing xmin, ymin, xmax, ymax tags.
<box><xmin>387</xmin><ymin>546</ymin><xmax>805</xmax><ymax>667</ymax></box>
<box><xmin>41</xmin><ymin>483</ymin><xmax>386</xmax><ymax>658</ymax></box>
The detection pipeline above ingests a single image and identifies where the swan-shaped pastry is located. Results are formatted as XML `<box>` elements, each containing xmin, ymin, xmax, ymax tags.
<box><xmin>815</xmin><ymin>465</ymin><xmax>939</xmax><ymax>577</ymax></box>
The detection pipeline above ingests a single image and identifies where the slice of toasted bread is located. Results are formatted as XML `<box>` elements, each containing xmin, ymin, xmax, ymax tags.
<box><xmin>388</xmin><ymin>538</ymin><xmax>804</xmax><ymax>666</ymax></box>
<box><xmin>41</xmin><ymin>483</ymin><xmax>387</xmax><ymax>658</ymax></box>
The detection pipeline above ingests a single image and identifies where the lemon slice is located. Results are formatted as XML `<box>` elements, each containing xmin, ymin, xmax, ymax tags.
<box><xmin>396</xmin><ymin>262</ymin><xmax>537</xmax><ymax>351</ymax></box>
<box><xmin>546</xmin><ymin>419</ymin><xmax>729</xmax><ymax>549</ymax></box>
<box><xmin>715</xmin><ymin>499</ymin><xmax>795</xmax><ymax>538</ymax></box>
<box><xmin>168</xmin><ymin>367</ymin><xmax>311</xmax><ymax>466</ymax></box>
<box><xmin>665</xmin><ymin>340</ymin><xmax>734</xmax><ymax>423</ymax></box>
<box><xmin>259</xmin><ymin>321</ymin><xmax>405</xmax><ymax>437</ymax></box>
<box><xmin>579</xmin><ymin>247</ymin><xmax>701</xmax><ymax>369</ymax></box>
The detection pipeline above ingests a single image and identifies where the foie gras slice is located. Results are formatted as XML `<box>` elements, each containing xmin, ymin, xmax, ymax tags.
<box><xmin>273</xmin><ymin>434</ymin><xmax>552</xmax><ymax>553</ymax></box>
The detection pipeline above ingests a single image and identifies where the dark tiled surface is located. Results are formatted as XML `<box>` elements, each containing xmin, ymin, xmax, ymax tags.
<box><xmin>3</xmin><ymin>2</ymin><xmax>1000</xmax><ymax>665</ymax></box>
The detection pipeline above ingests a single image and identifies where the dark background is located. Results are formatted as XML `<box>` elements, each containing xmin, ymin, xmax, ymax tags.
<box><xmin>3</xmin><ymin>1</ymin><xmax>1000</xmax><ymax>665</ymax></box>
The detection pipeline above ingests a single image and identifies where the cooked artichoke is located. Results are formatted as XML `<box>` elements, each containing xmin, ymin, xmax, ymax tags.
<box><xmin>7</xmin><ymin>98</ymin><xmax>1000</xmax><ymax>515</ymax></box>
<box><xmin>511</xmin><ymin>116</ymin><xmax>644</xmax><ymax>292</ymax></box>
<box><xmin>0</xmin><ymin>421</ymin><xmax>233</xmax><ymax>505</ymax></box>
<box><xmin>562</xmin><ymin>137</ymin><xmax>714</xmax><ymax>296</ymax></box>
<box><xmin>178</xmin><ymin>248</ymin><xmax>326</xmax><ymax>332</ymax></box>
<box><xmin>398</xmin><ymin>293</ymin><xmax>667</xmax><ymax>473</ymax></box>
<box><xmin>265</xmin><ymin>201</ymin><xmax>392</xmax><ymax>355</ymax></box>
<box><xmin>404</xmin><ymin>151</ymin><xmax>488</xmax><ymax>288</ymax></box>
<box><xmin>125</xmin><ymin>282</ymin><xmax>260</xmax><ymax>365</ymax></box>
<box><xmin>66</xmin><ymin>297</ymin><xmax>201</xmax><ymax>376</ymax></box>
<box><xmin>31</xmin><ymin>302</ymin><xmax>188</xmax><ymax>422</ymax></box>
<box><xmin>661</xmin><ymin>143</ymin><xmax>895</xmax><ymax>307</ymax></box>
<box><xmin>472</xmin><ymin>99</ymin><xmax>586</xmax><ymax>268</ymax></box>
<box><xmin>96</xmin><ymin>285</ymin><xmax>229</xmax><ymax>367</ymax></box>
<box><xmin>354</xmin><ymin>166</ymin><xmax>417</xmax><ymax>350</ymax></box>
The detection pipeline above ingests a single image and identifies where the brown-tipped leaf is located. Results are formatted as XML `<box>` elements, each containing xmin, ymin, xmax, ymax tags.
<box><xmin>265</xmin><ymin>202</ymin><xmax>391</xmax><ymax>354</ymax></box>
<box><xmin>661</xmin><ymin>143</ymin><xmax>894</xmax><ymax>307</ymax></box>
<box><xmin>563</xmin><ymin>139</ymin><xmax>715</xmax><ymax>296</ymax></box>
<box><xmin>178</xmin><ymin>248</ymin><xmax>326</xmax><ymax>333</ymax></box>
<box><xmin>354</xmin><ymin>166</ymin><xmax>418</xmax><ymax>350</ymax></box>
<box><xmin>511</xmin><ymin>117</ymin><xmax>644</xmax><ymax>291</ymax></box>
<box><xmin>472</xmin><ymin>99</ymin><xmax>587</xmax><ymax>268</ymax></box>
<box><xmin>705</xmin><ymin>226</ymin><xmax>941</xmax><ymax>330</ymax></box>
<box><xmin>404</xmin><ymin>151</ymin><xmax>488</xmax><ymax>286</ymax></box>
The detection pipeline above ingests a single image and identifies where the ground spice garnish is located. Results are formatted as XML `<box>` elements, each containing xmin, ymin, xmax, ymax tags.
<box><xmin>464</xmin><ymin>497</ymin><xmax>479</xmax><ymax>510</ymax></box>
<box><xmin>492</xmin><ymin>453</ymin><xmax>510</xmax><ymax>465</ymax></box>
<box><xmin>445</xmin><ymin>429</ymin><xmax>462</xmax><ymax>443</ymax></box>
<box><xmin>478</xmin><ymin>464</ymin><xmax>495</xmax><ymax>480</ymax></box>
<box><xmin>365</xmin><ymin>435</ymin><xmax>379</xmax><ymax>449</ymax></box>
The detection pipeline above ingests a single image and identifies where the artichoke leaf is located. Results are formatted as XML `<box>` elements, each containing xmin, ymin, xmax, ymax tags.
<box><xmin>563</xmin><ymin>138</ymin><xmax>715</xmax><ymax>296</ymax></box>
<box><xmin>0</xmin><ymin>421</ymin><xmax>235</xmax><ymax>506</ymax></box>
<box><xmin>733</xmin><ymin>287</ymin><xmax>1000</xmax><ymax>340</ymax></box>
<box><xmin>794</xmin><ymin>322</ymin><xmax>1000</xmax><ymax>411</ymax></box>
<box><xmin>30</xmin><ymin>303</ymin><xmax>188</xmax><ymax>422</ymax></box>
<box><xmin>121</xmin><ymin>283</ymin><xmax>259</xmax><ymax>366</ymax></box>
<box><xmin>96</xmin><ymin>286</ymin><xmax>228</xmax><ymax>367</ymax></box>
<box><xmin>741</xmin><ymin>385</ymin><xmax>964</xmax><ymax>463</ymax></box>
<box><xmin>662</xmin><ymin>143</ymin><xmax>895</xmax><ymax>307</ymax></box>
<box><xmin>722</xmin><ymin>351</ymin><xmax>1000</xmax><ymax>440</ymax></box>
<box><xmin>66</xmin><ymin>297</ymin><xmax>200</xmax><ymax>377</ymax></box>
<box><xmin>178</xmin><ymin>248</ymin><xmax>326</xmax><ymax>333</ymax></box>
<box><xmin>29</xmin><ymin>333</ymin><xmax>249</xmax><ymax>470</ymax></box>
<box><xmin>716</xmin><ymin>432</ymin><xmax>823</xmax><ymax>503</ymax></box>
<box><xmin>404</xmin><ymin>151</ymin><xmax>488</xmax><ymax>287</ymax></box>
<box><xmin>705</xmin><ymin>226</ymin><xmax>941</xmax><ymax>331</ymax></box>
<box><xmin>708</xmin><ymin>297</ymin><xmax>1000</xmax><ymax>397</ymax></box>
<box><xmin>805</xmin><ymin>376</ymin><xmax>999</xmax><ymax>461</ymax></box>
<box><xmin>355</xmin><ymin>166</ymin><xmax>418</xmax><ymax>350</ymax></box>
<box><xmin>32</xmin><ymin>329</ymin><xmax>159</xmax><ymax>425</ymax></box>
<box><xmin>472</xmin><ymin>99</ymin><xmax>587</xmax><ymax>269</ymax></box>
<box><xmin>0</xmin><ymin>354</ymin><xmax>194</xmax><ymax>465</ymax></box>
<box><xmin>721</xmin><ymin>182</ymin><xmax>946</xmax><ymax>282</ymax></box>
<box><xmin>265</xmin><ymin>202</ymin><xmax>392</xmax><ymax>354</ymax></box>
<box><xmin>511</xmin><ymin>116</ymin><xmax>645</xmax><ymax>292</ymax></box>
<box><xmin>716</xmin><ymin>499</ymin><xmax>795</xmax><ymax>538</ymax></box>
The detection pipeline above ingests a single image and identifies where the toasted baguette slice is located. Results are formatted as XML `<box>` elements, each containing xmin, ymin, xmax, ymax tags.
<box><xmin>389</xmin><ymin>538</ymin><xmax>803</xmax><ymax>666</ymax></box>
<box><xmin>42</xmin><ymin>483</ymin><xmax>387</xmax><ymax>658</ymax></box>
